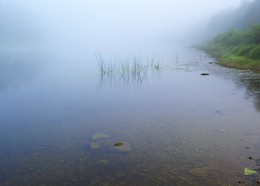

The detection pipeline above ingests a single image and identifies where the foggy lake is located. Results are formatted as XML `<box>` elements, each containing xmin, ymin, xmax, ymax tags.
<box><xmin>1</xmin><ymin>0</ymin><xmax>260</xmax><ymax>186</ymax></box>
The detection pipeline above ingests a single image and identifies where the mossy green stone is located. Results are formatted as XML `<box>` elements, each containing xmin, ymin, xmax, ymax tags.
<box><xmin>113</xmin><ymin>141</ymin><xmax>132</xmax><ymax>152</ymax></box>
<box><xmin>114</xmin><ymin>142</ymin><xmax>124</xmax><ymax>147</ymax></box>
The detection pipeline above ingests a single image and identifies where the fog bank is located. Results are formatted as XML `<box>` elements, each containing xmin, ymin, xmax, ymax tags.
<box><xmin>1</xmin><ymin>0</ymin><xmax>245</xmax><ymax>50</ymax></box>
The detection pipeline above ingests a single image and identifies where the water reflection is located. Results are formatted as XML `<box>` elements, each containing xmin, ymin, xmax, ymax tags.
<box><xmin>197</xmin><ymin>50</ymin><xmax>260</xmax><ymax>113</ymax></box>
<box><xmin>98</xmin><ymin>69</ymin><xmax>149</xmax><ymax>88</ymax></box>
<box><xmin>239</xmin><ymin>73</ymin><xmax>260</xmax><ymax>112</ymax></box>
<box><xmin>0</xmin><ymin>49</ymin><xmax>44</xmax><ymax>91</ymax></box>
<box><xmin>1</xmin><ymin>47</ymin><xmax>260</xmax><ymax>185</ymax></box>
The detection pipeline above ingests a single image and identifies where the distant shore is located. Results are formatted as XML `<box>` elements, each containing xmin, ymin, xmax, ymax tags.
<box><xmin>194</xmin><ymin>25</ymin><xmax>260</xmax><ymax>72</ymax></box>
<box><xmin>194</xmin><ymin>45</ymin><xmax>260</xmax><ymax>71</ymax></box>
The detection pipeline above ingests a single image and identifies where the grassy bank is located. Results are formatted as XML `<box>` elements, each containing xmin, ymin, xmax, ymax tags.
<box><xmin>200</xmin><ymin>25</ymin><xmax>260</xmax><ymax>71</ymax></box>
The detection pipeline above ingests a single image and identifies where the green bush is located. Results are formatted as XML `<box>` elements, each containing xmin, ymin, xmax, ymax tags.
<box><xmin>212</xmin><ymin>29</ymin><xmax>246</xmax><ymax>47</ymax></box>
<box><xmin>229</xmin><ymin>46</ymin><xmax>242</xmax><ymax>54</ymax></box>
<box><xmin>235</xmin><ymin>45</ymin><xmax>255</xmax><ymax>56</ymax></box>
<box><xmin>203</xmin><ymin>25</ymin><xmax>260</xmax><ymax>70</ymax></box>
<box><xmin>248</xmin><ymin>45</ymin><xmax>260</xmax><ymax>59</ymax></box>
<box><xmin>246</xmin><ymin>25</ymin><xmax>260</xmax><ymax>44</ymax></box>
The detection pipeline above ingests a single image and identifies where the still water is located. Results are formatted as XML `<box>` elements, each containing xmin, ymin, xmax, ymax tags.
<box><xmin>0</xmin><ymin>46</ymin><xmax>260</xmax><ymax>186</ymax></box>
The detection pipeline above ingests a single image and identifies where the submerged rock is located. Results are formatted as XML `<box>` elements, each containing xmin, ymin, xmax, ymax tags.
<box><xmin>114</xmin><ymin>141</ymin><xmax>132</xmax><ymax>152</ymax></box>
<box><xmin>91</xmin><ymin>133</ymin><xmax>110</xmax><ymax>141</ymax></box>
<box><xmin>90</xmin><ymin>142</ymin><xmax>100</xmax><ymax>149</ymax></box>
<box><xmin>114</xmin><ymin>142</ymin><xmax>124</xmax><ymax>147</ymax></box>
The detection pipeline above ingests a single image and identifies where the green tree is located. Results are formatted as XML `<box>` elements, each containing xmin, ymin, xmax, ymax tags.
<box><xmin>246</xmin><ymin>25</ymin><xmax>260</xmax><ymax>44</ymax></box>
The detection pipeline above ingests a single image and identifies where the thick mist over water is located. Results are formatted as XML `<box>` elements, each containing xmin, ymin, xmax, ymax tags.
<box><xmin>2</xmin><ymin>1</ymin><xmax>260</xmax><ymax>186</ymax></box>
<box><xmin>0</xmin><ymin>0</ymin><xmax>245</xmax><ymax>52</ymax></box>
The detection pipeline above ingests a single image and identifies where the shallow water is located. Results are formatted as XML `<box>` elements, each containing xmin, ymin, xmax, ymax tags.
<box><xmin>0</xmin><ymin>46</ymin><xmax>259</xmax><ymax>186</ymax></box>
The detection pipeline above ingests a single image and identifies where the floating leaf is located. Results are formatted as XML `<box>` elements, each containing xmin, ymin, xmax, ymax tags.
<box><xmin>244</xmin><ymin>168</ymin><xmax>257</xmax><ymax>175</ymax></box>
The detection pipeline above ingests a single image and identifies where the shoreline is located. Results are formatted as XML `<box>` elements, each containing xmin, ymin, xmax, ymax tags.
<box><xmin>193</xmin><ymin>45</ymin><xmax>260</xmax><ymax>72</ymax></box>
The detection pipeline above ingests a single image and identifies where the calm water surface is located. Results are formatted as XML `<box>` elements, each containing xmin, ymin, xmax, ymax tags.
<box><xmin>0</xmin><ymin>46</ymin><xmax>260</xmax><ymax>186</ymax></box>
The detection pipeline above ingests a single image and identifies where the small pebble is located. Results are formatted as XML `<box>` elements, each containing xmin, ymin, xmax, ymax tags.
<box><xmin>200</xmin><ymin>73</ymin><xmax>210</xmax><ymax>76</ymax></box>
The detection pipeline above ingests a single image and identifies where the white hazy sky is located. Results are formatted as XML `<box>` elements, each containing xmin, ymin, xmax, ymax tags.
<box><xmin>16</xmin><ymin>0</ymin><xmax>245</xmax><ymax>22</ymax></box>
<box><xmin>1</xmin><ymin>0</ymin><xmax>247</xmax><ymax>46</ymax></box>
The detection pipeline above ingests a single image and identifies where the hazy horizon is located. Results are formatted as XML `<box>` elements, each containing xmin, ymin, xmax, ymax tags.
<box><xmin>0</xmin><ymin>0</ymin><xmax>246</xmax><ymax>49</ymax></box>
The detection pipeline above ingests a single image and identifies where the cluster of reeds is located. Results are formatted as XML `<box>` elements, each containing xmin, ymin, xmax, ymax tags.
<box><xmin>96</xmin><ymin>54</ymin><xmax>162</xmax><ymax>75</ymax></box>
<box><xmin>95</xmin><ymin>54</ymin><xmax>163</xmax><ymax>87</ymax></box>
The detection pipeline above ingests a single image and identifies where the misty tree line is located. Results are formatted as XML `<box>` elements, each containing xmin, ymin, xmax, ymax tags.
<box><xmin>207</xmin><ymin>25</ymin><xmax>260</xmax><ymax>60</ymax></box>
<box><xmin>206</xmin><ymin>0</ymin><xmax>260</xmax><ymax>37</ymax></box>
<box><xmin>212</xmin><ymin>25</ymin><xmax>260</xmax><ymax>46</ymax></box>
<box><xmin>203</xmin><ymin>0</ymin><xmax>260</xmax><ymax>63</ymax></box>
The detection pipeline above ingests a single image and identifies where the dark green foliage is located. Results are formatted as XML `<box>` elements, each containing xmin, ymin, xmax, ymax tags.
<box><xmin>201</xmin><ymin>0</ymin><xmax>260</xmax><ymax>70</ymax></box>
<box><xmin>203</xmin><ymin>24</ymin><xmax>260</xmax><ymax>70</ymax></box>
<box><xmin>229</xmin><ymin>45</ymin><xmax>241</xmax><ymax>54</ymax></box>
<box><xmin>248</xmin><ymin>45</ymin><xmax>260</xmax><ymax>60</ymax></box>
<box><xmin>246</xmin><ymin>25</ymin><xmax>260</xmax><ymax>44</ymax></box>
<box><xmin>211</xmin><ymin>29</ymin><xmax>246</xmax><ymax>47</ymax></box>
<box><xmin>208</xmin><ymin>25</ymin><xmax>260</xmax><ymax>59</ymax></box>
<box><xmin>229</xmin><ymin>45</ymin><xmax>256</xmax><ymax>57</ymax></box>
<box><xmin>237</xmin><ymin>45</ymin><xmax>255</xmax><ymax>56</ymax></box>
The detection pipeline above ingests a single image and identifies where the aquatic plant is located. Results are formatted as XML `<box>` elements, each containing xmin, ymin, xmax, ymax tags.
<box><xmin>96</xmin><ymin>53</ymin><xmax>115</xmax><ymax>75</ymax></box>
<box><xmin>96</xmin><ymin>54</ymin><xmax>165</xmax><ymax>87</ymax></box>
